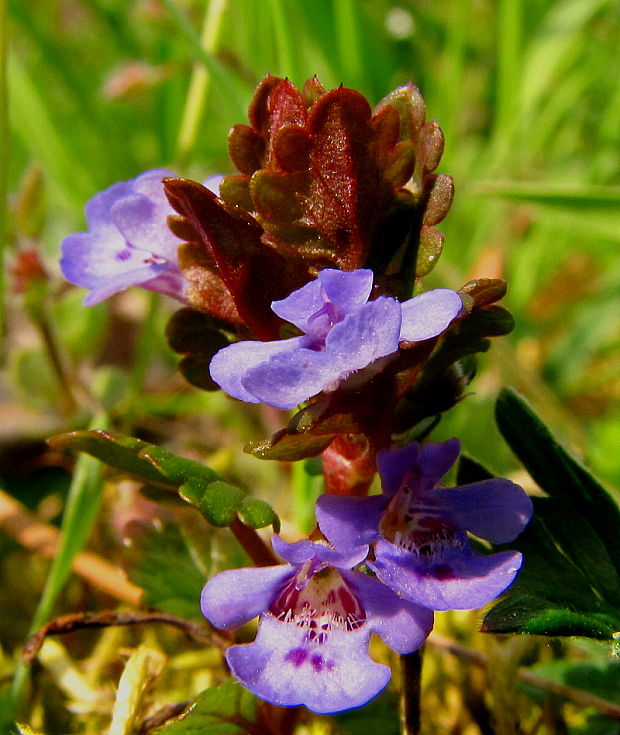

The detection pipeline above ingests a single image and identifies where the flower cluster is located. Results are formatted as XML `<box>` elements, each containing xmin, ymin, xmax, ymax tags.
<box><xmin>58</xmin><ymin>76</ymin><xmax>531</xmax><ymax>718</ymax></box>
<box><xmin>200</xmin><ymin>439</ymin><xmax>532</xmax><ymax>712</ymax></box>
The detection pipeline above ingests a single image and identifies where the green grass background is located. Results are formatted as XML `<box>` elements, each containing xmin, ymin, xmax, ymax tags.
<box><xmin>2</xmin><ymin>1</ymin><xmax>620</xmax><ymax>732</ymax></box>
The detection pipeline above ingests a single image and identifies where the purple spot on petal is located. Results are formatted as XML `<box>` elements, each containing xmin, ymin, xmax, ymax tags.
<box><xmin>284</xmin><ymin>647</ymin><xmax>308</xmax><ymax>667</ymax></box>
<box><xmin>432</xmin><ymin>564</ymin><xmax>456</xmax><ymax>580</ymax></box>
<box><xmin>116</xmin><ymin>249</ymin><xmax>132</xmax><ymax>261</ymax></box>
<box><xmin>143</xmin><ymin>255</ymin><xmax>166</xmax><ymax>266</ymax></box>
<box><xmin>311</xmin><ymin>654</ymin><xmax>324</xmax><ymax>672</ymax></box>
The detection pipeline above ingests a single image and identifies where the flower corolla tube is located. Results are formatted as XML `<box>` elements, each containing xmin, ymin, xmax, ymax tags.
<box><xmin>315</xmin><ymin>439</ymin><xmax>533</xmax><ymax>611</ymax></box>
<box><xmin>200</xmin><ymin>536</ymin><xmax>433</xmax><ymax>714</ymax></box>
<box><xmin>209</xmin><ymin>268</ymin><xmax>462</xmax><ymax>410</ymax></box>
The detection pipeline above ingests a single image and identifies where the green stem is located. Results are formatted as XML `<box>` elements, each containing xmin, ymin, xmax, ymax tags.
<box><xmin>176</xmin><ymin>0</ymin><xmax>228</xmax><ymax>167</ymax></box>
<box><xmin>28</xmin><ymin>296</ymin><xmax>78</xmax><ymax>416</ymax></box>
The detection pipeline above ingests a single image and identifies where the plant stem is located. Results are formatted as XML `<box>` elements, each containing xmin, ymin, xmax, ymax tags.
<box><xmin>400</xmin><ymin>648</ymin><xmax>424</xmax><ymax>735</ymax></box>
<box><xmin>32</xmin><ymin>302</ymin><xmax>78</xmax><ymax>416</ymax></box>
<box><xmin>229</xmin><ymin>518</ymin><xmax>278</xmax><ymax>567</ymax></box>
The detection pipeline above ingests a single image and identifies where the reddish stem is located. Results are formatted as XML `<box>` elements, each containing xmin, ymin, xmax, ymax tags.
<box><xmin>230</xmin><ymin>518</ymin><xmax>278</xmax><ymax>566</ymax></box>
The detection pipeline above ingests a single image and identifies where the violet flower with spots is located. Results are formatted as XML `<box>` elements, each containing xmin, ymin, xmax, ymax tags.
<box><xmin>200</xmin><ymin>535</ymin><xmax>433</xmax><ymax>714</ymax></box>
<box><xmin>209</xmin><ymin>268</ymin><xmax>462</xmax><ymax>410</ymax></box>
<box><xmin>315</xmin><ymin>439</ymin><xmax>533</xmax><ymax>611</ymax></box>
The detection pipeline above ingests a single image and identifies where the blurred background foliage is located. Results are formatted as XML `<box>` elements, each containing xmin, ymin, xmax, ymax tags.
<box><xmin>1</xmin><ymin>0</ymin><xmax>620</xmax><ymax>732</ymax></box>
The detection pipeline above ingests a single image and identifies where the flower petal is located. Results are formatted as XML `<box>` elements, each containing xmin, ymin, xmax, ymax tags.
<box><xmin>241</xmin><ymin>346</ymin><xmax>341</xmax><ymax>409</ymax></box>
<box><xmin>434</xmin><ymin>479</ymin><xmax>533</xmax><ymax>543</ymax></box>
<box><xmin>370</xmin><ymin>542</ymin><xmax>522</xmax><ymax>611</ymax></box>
<box><xmin>84</xmin><ymin>180</ymin><xmax>134</xmax><ymax>226</ymax></box>
<box><xmin>342</xmin><ymin>571</ymin><xmax>433</xmax><ymax>653</ymax></box>
<box><xmin>209</xmin><ymin>336</ymin><xmax>305</xmax><ymax>404</ymax></box>
<box><xmin>226</xmin><ymin>615</ymin><xmax>390</xmax><ymax>714</ymax></box>
<box><xmin>200</xmin><ymin>565</ymin><xmax>293</xmax><ymax>630</ymax></box>
<box><xmin>317</xmin><ymin>268</ymin><xmax>374</xmax><ymax>316</ymax></box>
<box><xmin>376</xmin><ymin>443</ymin><xmax>421</xmax><ymax>497</ymax></box>
<box><xmin>315</xmin><ymin>494</ymin><xmax>386</xmax><ymax>547</ymax></box>
<box><xmin>376</xmin><ymin>439</ymin><xmax>460</xmax><ymax>497</ymax></box>
<box><xmin>270</xmin><ymin>277</ymin><xmax>328</xmax><ymax>333</ymax></box>
<box><xmin>270</xmin><ymin>269</ymin><xmax>374</xmax><ymax>334</ymax></box>
<box><xmin>271</xmin><ymin>536</ymin><xmax>369</xmax><ymax>569</ymax></box>
<box><xmin>399</xmin><ymin>289</ymin><xmax>462</xmax><ymax>342</ymax></box>
<box><xmin>111</xmin><ymin>193</ymin><xmax>178</xmax><ymax>261</ymax></box>
<box><xmin>60</xmin><ymin>169</ymin><xmax>185</xmax><ymax>305</ymax></box>
<box><xmin>416</xmin><ymin>439</ymin><xmax>461</xmax><ymax>492</ymax></box>
<box><xmin>60</xmin><ymin>231</ymin><xmax>169</xmax><ymax>305</ymax></box>
<box><xmin>325</xmin><ymin>297</ymin><xmax>401</xmax><ymax>371</ymax></box>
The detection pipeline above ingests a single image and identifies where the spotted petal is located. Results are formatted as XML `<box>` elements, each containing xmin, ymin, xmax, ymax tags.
<box><xmin>226</xmin><ymin>614</ymin><xmax>390</xmax><ymax>714</ymax></box>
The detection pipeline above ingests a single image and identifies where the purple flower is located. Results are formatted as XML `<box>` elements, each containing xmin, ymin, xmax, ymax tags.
<box><xmin>200</xmin><ymin>536</ymin><xmax>433</xmax><ymax>714</ymax></box>
<box><xmin>316</xmin><ymin>439</ymin><xmax>533</xmax><ymax>611</ymax></box>
<box><xmin>209</xmin><ymin>268</ymin><xmax>462</xmax><ymax>409</ymax></box>
<box><xmin>60</xmin><ymin>169</ymin><xmax>189</xmax><ymax>305</ymax></box>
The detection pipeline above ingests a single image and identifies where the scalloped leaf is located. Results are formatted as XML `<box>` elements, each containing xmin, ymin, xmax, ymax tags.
<box><xmin>49</xmin><ymin>431</ymin><xmax>279</xmax><ymax>532</ymax></box>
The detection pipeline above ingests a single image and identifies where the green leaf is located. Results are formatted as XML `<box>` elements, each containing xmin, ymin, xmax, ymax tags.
<box><xmin>483</xmin><ymin>391</ymin><xmax>620</xmax><ymax>639</ymax></box>
<box><xmin>49</xmin><ymin>431</ymin><xmax>280</xmax><ymax>532</ymax></box>
<box><xmin>483</xmin><ymin>498</ymin><xmax>620</xmax><ymax>638</ymax></box>
<box><xmin>154</xmin><ymin>680</ymin><xmax>259</xmax><ymax>734</ymax></box>
<box><xmin>495</xmin><ymin>388</ymin><xmax>620</xmax><ymax>577</ymax></box>
<box><xmin>332</xmin><ymin>689</ymin><xmax>400</xmax><ymax>735</ymax></box>
<box><xmin>124</xmin><ymin>522</ymin><xmax>205</xmax><ymax>620</ymax></box>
